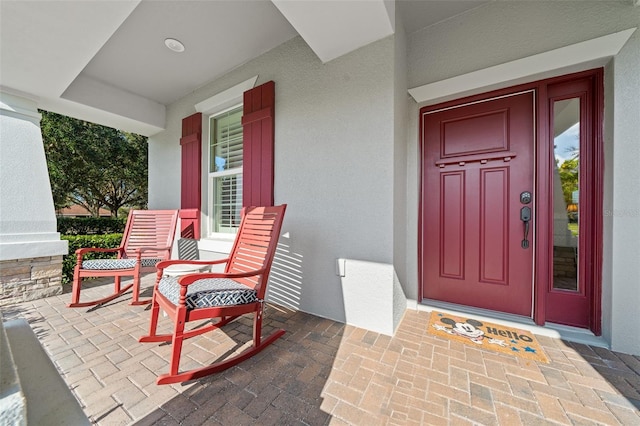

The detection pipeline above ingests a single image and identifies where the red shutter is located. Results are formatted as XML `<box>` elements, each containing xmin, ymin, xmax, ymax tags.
<box><xmin>242</xmin><ymin>81</ymin><xmax>275</xmax><ymax>207</ymax></box>
<box><xmin>180</xmin><ymin>113</ymin><xmax>202</xmax><ymax>238</ymax></box>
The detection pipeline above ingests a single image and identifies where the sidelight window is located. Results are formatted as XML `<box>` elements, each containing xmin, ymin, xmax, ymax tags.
<box><xmin>552</xmin><ymin>97</ymin><xmax>580</xmax><ymax>292</ymax></box>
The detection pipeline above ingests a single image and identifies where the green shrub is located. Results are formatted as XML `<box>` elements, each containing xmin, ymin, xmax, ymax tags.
<box><xmin>61</xmin><ymin>234</ymin><xmax>123</xmax><ymax>285</ymax></box>
<box><xmin>57</xmin><ymin>217</ymin><xmax>127</xmax><ymax>235</ymax></box>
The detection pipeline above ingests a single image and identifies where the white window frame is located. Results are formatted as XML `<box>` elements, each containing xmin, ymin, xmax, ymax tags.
<box><xmin>207</xmin><ymin>104</ymin><xmax>243</xmax><ymax>238</ymax></box>
<box><xmin>194</xmin><ymin>76</ymin><xmax>257</xmax><ymax>253</ymax></box>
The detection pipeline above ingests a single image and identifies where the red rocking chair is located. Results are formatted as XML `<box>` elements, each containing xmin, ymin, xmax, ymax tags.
<box><xmin>68</xmin><ymin>209</ymin><xmax>178</xmax><ymax>308</ymax></box>
<box><xmin>139</xmin><ymin>205</ymin><xmax>287</xmax><ymax>385</ymax></box>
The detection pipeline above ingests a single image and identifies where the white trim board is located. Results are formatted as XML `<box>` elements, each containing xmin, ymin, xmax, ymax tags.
<box><xmin>408</xmin><ymin>28</ymin><xmax>636</xmax><ymax>105</ymax></box>
<box><xmin>195</xmin><ymin>75</ymin><xmax>258</xmax><ymax>114</ymax></box>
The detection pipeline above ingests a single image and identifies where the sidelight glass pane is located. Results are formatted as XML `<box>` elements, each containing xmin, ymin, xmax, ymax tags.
<box><xmin>552</xmin><ymin>98</ymin><xmax>580</xmax><ymax>291</ymax></box>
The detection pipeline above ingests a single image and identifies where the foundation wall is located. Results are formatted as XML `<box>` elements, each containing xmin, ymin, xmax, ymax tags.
<box><xmin>0</xmin><ymin>256</ymin><xmax>63</xmax><ymax>306</ymax></box>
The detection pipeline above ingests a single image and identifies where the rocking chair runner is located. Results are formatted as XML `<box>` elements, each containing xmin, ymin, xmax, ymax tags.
<box><xmin>139</xmin><ymin>205</ymin><xmax>287</xmax><ymax>385</ymax></box>
<box><xmin>68</xmin><ymin>209</ymin><xmax>179</xmax><ymax>308</ymax></box>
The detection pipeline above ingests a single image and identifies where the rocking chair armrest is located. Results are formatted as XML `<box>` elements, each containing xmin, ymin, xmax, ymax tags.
<box><xmin>156</xmin><ymin>258</ymin><xmax>230</xmax><ymax>270</ymax></box>
<box><xmin>133</xmin><ymin>246</ymin><xmax>173</xmax><ymax>255</ymax></box>
<box><xmin>177</xmin><ymin>269</ymin><xmax>266</xmax><ymax>286</ymax></box>
<box><xmin>75</xmin><ymin>247</ymin><xmax>122</xmax><ymax>257</ymax></box>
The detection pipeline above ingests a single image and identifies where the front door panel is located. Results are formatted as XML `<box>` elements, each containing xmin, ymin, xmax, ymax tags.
<box><xmin>421</xmin><ymin>92</ymin><xmax>534</xmax><ymax>316</ymax></box>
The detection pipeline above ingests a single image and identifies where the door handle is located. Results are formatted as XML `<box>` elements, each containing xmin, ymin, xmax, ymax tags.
<box><xmin>520</xmin><ymin>206</ymin><xmax>531</xmax><ymax>249</ymax></box>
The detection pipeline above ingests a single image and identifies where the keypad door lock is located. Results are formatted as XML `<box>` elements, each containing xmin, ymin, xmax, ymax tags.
<box><xmin>520</xmin><ymin>191</ymin><xmax>532</xmax><ymax>204</ymax></box>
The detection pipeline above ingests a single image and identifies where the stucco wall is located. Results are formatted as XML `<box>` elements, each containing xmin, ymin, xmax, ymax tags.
<box><xmin>149</xmin><ymin>36</ymin><xmax>397</xmax><ymax>324</ymax></box>
<box><xmin>609</xmin><ymin>28</ymin><xmax>640</xmax><ymax>356</ymax></box>
<box><xmin>407</xmin><ymin>1</ymin><xmax>638</xmax><ymax>89</ymax></box>
<box><xmin>405</xmin><ymin>1</ymin><xmax>640</xmax><ymax>354</ymax></box>
<box><xmin>392</xmin><ymin>14</ymin><xmax>409</xmax><ymax>327</ymax></box>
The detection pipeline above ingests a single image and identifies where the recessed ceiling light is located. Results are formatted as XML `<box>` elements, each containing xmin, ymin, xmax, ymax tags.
<box><xmin>164</xmin><ymin>38</ymin><xmax>185</xmax><ymax>53</ymax></box>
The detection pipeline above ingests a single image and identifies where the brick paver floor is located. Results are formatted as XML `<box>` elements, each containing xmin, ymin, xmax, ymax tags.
<box><xmin>3</xmin><ymin>274</ymin><xmax>640</xmax><ymax>425</ymax></box>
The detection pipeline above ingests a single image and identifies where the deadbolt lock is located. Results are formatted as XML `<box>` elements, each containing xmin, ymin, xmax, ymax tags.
<box><xmin>520</xmin><ymin>191</ymin><xmax>532</xmax><ymax>204</ymax></box>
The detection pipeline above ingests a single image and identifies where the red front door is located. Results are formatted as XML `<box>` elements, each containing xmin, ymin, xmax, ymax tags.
<box><xmin>421</xmin><ymin>91</ymin><xmax>535</xmax><ymax>317</ymax></box>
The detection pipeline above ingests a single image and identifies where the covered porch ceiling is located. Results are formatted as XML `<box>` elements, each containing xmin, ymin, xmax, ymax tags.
<box><xmin>0</xmin><ymin>0</ymin><xmax>487</xmax><ymax>136</ymax></box>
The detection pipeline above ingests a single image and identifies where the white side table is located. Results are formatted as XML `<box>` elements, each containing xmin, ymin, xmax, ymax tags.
<box><xmin>163</xmin><ymin>263</ymin><xmax>210</xmax><ymax>277</ymax></box>
<box><xmin>160</xmin><ymin>263</ymin><xmax>210</xmax><ymax>317</ymax></box>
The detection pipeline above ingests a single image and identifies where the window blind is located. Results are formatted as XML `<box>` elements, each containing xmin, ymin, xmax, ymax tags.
<box><xmin>211</xmin><ymin>107</ymin><xmax>243</xmax><ymax>173</ymax></box>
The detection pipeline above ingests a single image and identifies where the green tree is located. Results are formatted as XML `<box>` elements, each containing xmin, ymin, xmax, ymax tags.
<box><xmin>41</xmin><ymin>110</ymin><xmax>148</xmax><ymax>217</ymax></box>
<box><xmin>558</xmin><ymin>157</ymin><xmax>579</xmax><ymax>206</ymax></box>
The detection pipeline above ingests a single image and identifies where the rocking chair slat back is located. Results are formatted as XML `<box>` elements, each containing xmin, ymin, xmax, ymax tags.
<box><xmin>226</xmin><ymin>207</ymin><xmax>284</xmax><ymax>296</ymax></box>
<box><xmin>122</xmin><ymin>210</ymin><xmax>179</xmax><ymax>260</ymax></box>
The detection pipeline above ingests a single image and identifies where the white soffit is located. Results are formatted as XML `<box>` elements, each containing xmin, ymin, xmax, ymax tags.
<box><xmin>272</xmin><ymin>0</ymin><xmax>395</xmax><ymax>63</ymax></box>
<box><xmin>0</xmin><ymin>1</ymin><xmax>139</xmax><ymax>99</ymax></box>
<box><xmin>61</xmin><ymin>74</ymin><xmax>165</xmax><ymax>130</ymax></box>
<box><xmin>409</xmin><ymin>28</ymin><xmax>637</xmax><ymax>105</ymax></box>
<box><xmin>37</xmin><ymin>96</ymin><xmax>165</xmax><ymax>137</ymax></box>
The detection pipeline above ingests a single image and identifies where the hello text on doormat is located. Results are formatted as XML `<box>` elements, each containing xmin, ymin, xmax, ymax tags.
<box><xmin>427</xmin><ymin>311</ymin><xmax>549</xmax><ymax>363</ymax></box>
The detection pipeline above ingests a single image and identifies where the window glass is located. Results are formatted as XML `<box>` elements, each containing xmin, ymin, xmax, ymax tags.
<box><xmin>209</xmin><ymin>106</ymin><xmax>243</xmax><ymax>235</ymax></box>
<box><xmin>552</xmin><ymin>98</ymin><xmax>580</xmax><ymax>291</ymax></box>
<box><xmin>210</xmin><ymin>107</ymin><xmax>243</xmax><ymax>173</ymax></box>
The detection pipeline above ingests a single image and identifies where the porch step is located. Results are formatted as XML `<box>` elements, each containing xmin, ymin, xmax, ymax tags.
<box><xmin>0</xmin><ymin>317</ymin><xmax>89</xmax><ymax>425</ymax></box>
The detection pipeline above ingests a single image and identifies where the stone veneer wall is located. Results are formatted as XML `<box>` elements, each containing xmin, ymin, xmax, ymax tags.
<box><xmin>0</xmin><ymin>256</ymin><xmax>63</xmax><ymax>306</ymax></box>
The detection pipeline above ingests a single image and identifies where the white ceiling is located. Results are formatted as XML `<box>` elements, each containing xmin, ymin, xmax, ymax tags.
<box><xmin>79</xmin><ymin>1</ymin><xmax>299</xmax><ymax>106</ymax></box>
<box><xmin>0</xmin><ymin>0</ymin><xmax>487</xmax><ymax>136</ymax></box>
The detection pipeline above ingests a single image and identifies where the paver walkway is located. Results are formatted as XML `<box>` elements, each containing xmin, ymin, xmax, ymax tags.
<box><xmin>2</xmin><ymin>274</ymin><xmax>640</xmax><ymax>425</ymax></box>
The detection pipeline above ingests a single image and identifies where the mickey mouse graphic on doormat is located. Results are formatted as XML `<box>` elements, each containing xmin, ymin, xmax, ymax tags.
<box><xmin>432</xmin><ymin>316</ymin><xmax>508</xmax><ymax>347</ymax></box>
<box><xmin>427</xmin><ymin>311</ymin><xmax>550</xmax><ymax>362</ymax></box>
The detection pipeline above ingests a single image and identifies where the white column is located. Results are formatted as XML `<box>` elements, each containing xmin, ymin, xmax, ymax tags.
<box><xmin>0</xmin><ymin>89</ymin><xmax>68</xmax><ymax>262</ymax></box>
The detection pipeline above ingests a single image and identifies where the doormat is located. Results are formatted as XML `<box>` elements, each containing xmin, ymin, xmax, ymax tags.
<box><xmin>427</xmin><ymin>311</ymin><xmax>549</xmax><ymax>363</ymax></box>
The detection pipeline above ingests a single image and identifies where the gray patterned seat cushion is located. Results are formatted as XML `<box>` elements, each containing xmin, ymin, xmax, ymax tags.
<box><xmin>158</xmin><ymin>276</ymin><xmax>258</xmax><ymax>309</ymax></box>
<box><xmin>82</xmin><ymin>258</ymin><xmax>162</xmax><ymax>270</ymax></box>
